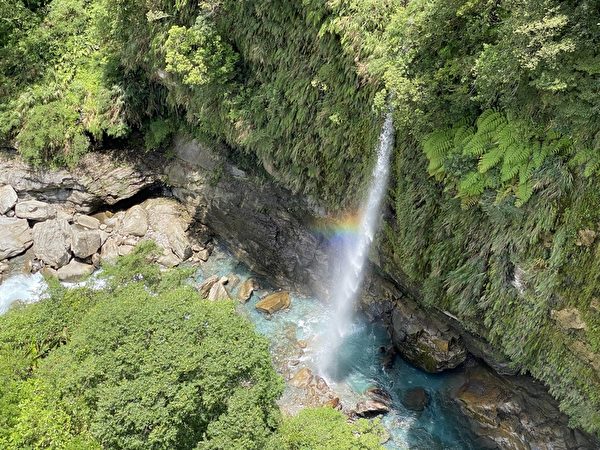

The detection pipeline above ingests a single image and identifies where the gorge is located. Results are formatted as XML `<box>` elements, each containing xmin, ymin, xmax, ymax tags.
<box><xmin>1</xmin><ymin>1</ymin><xmax>600</xmax><ymax>449</ymax></box>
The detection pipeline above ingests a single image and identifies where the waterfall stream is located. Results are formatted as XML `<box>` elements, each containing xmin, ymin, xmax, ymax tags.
<box><xmin>318</xmin><ymin>113</ymin><xmax>394</xmax><ymax>378</ymax></box>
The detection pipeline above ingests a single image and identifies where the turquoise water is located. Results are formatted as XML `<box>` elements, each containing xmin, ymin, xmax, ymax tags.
<box><xmin>196</xmin><ymin>246</ymin><xmax>481</xmax><ymax>449</ymax></box>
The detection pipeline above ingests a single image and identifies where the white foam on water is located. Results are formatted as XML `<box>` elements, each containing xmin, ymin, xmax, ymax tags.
<box><xmin>0</xmin><ymin>272</ymin><xmax>48</xmax><ymax>315</ymax></box>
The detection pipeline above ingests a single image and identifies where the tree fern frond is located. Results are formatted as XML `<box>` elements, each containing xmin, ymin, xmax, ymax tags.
<box><xmin>478</xmin><ymin>146</ymin><xmax>503</xmax><ymax>173</ymax></box>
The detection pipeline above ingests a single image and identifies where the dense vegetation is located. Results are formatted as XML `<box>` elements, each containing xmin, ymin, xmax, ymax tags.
<box><xmin>2</xmin><ymin>0</ymin><xmax>600</xmax><ymax>438</ymax></box>
<box><xmin>0</xmin><ymin>244</ymin><xmax>384</xmax><ymax>449</ymax></box>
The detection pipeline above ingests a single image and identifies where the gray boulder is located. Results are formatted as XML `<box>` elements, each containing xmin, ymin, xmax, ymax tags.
<box><xmin>0</xmin><ymin>217</ymin><xmax>33</xmax><ymax>260</ymax></box>
<box><xmin>32</xmin><ymin>219</ymin><xmax>72</xmax><ymax>268</ymax></box>
<box><xmin>73</xmin><ymin>213</ymin><xmax>100</xmax><ymax>230</ymax></box>
<box><xmin>57</xmin><ymin>259</ymin><xmax>94</xmax><ymax>282</ymax></box>
<box><xmin>100</xmin><ymin>236</ymin><xmax>120</xmax><ymax>263</ymax></box>
<box><xmin>208</xmin><ymin>277</ymin><xmax>231</xmax><ymax>301</ymax></box>
<box><xmin>15</xmin><ymin>200</ymin><xmax>56</xmax><ymax>221</ymax></box>
<box><xmin>121</xmin><ymin>205</ymin><xmax>148</xmax><ymax>237</ymax></box>
<box><xmin>0</xmin><ymin>185</ymin><xmax>18</xmax><ymax>214</ymax></box>
<box><xmin>71</xmin><ymin>225</ymin><xmax>101</xmax><ymax>259</ymax></box>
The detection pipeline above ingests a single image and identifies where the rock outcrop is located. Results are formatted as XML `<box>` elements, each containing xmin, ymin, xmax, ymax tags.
<box><xmin>454</xmin><ymin>364</ymin><xmax>597</xmax><ymax>450</ymax></box>
<box><xmin>391</xmin><ymin>298</ymin><xmax>467</xmax><ymax>373</ymax></box>
<box><xmin>0</xmin><ymin>151</ymin><xmax>158</xmax><ymax>213</ymax></box>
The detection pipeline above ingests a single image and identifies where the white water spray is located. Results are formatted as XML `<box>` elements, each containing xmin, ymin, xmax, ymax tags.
<box><xmin>319</xmin><ymin>112</ymin><xmax>394</xmax><ymax>377</ymax></box>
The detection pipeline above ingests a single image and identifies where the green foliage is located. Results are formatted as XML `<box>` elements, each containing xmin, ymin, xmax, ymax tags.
<box><xmin>422</xmin><ymin>110</ymin><xmax>570</xmax><ymax>206</ymax></box>
<box><xmin>164</xmin><ymin>17</ymin><xmax>237</xmax><ymax>87</ymax></box>
<box><xmin>0</xmin><ymin>245</ymin><xmax>284</xmax><ymax>449</ymax></box>
<box><xmin>277</xmin><ymin>407</ymin><xmax>385</xmax><ymax>450</ymax></box>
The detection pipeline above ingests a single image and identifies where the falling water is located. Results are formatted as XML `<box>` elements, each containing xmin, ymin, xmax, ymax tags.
<box><xmin>319</xmin><ymin>112</ymin><xmax>394</xmax><ymax>378</ymax></box>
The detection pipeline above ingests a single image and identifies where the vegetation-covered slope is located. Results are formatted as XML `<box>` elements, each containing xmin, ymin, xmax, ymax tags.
<box><xmin>2</xmin><ymin>0</ymin><xmax>600</xmax><ymax>437</ymax></box>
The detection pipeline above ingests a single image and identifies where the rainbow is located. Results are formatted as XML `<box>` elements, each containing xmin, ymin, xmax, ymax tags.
<box><xmin>312</xmin><ymin>212</ymin><xmax>362</xmax><ymax>243</ymax></box>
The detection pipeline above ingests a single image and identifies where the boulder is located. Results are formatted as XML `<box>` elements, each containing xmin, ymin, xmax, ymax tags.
<box><xmin>121</xmin><ymin>205</ymin><xmax>148</xmax><ymax>237</ymax></box>
<box><xmin>57</xmin><ymin>260</ymin><xmax>94</xmax><ymax>282</ymax></box>
<box><xmin>208</xmin><ymin>277</ymin><xmax>231</xmax><ymax>301</ymax></box>
<box><xmin>196</xmin><ymin>248</ymin><xmax>211</xmax><ymax>262</ymax></box>
<box><xmin>290</xmin><ymin>367</ymin><xmax>313</xmax><ymax>388</ymax></box>
<box><xmin>256</xmin><ymin>291</ymin><xmax>291</xmax><ymax>314</ymax></box>
<box><xmin>15</xmin><ymin>200</ymin><xmax>56</xmax><ymax>221</ymax></box>
<box><xmin>324</xmin><ymin>397</ymin><xmax>341</xmax><ymax>409</ymax></box>
<box><xmin>73</xmin><ymin>213</ymin><xmax>100</xmax><ymax>230</ymax></box>
<box><xmin>238</xmin><ymin>278</ymin><xmax>258</xmax><ymax>302</ymax></box>
<box><xmin>402</xmin><ymin>387</ymin><xmax>429</xmax><ymax>412</ymax></box>
<box><xmin>118</xmin><ymin>244</ymin><xmax>135</xmax><ymax>256</ymax></box>
<box><xmin>144</xmin><ymin>198</ymin><xmax>192</xmax><ymax>261</ymax></box>
<box><xmin>157</xmin><ymin>250</ymin><xmax>180</xmax><ymax>268</ymax></box>
<box><xmin>366</xmin><ymin>386</ymin><xmax>393</xmax><ymax>409</ymax></box>
<box><xmin>71</xmin><ymin>225</ymin><xmax>101</xmax><ymax>259</ymax></box>
<box><xmin>391</xmin><ymin>300</ymin><xmax>466</xmax><ymax>373</ymax></box>
<box><xmin>100</xmin><ymin>236</ymin><xmax>120</xmax><ymax>263</ymax></box>
<box><xmin>0</xmin><ymin>185</ymin><xmax>18</xmax><ymax>214</ymax></box>
<box><xmin>198</xmin><ymin>275</ymin><xmax>219</xmax><ymax>298</ymax></box>
<box><xmin>0</xmin><ymin>217</ymin><xmax>33</xmax><ymax>260</ymax></box>
<box><xmin>32</xmin><ymin>219</ymin><xmax>72</xmax><ymax>268</ymax></box>
<box><xmin>355</xmin><ymin>400</ymin><xmax>390</xmax><ymax>418</ymax></box>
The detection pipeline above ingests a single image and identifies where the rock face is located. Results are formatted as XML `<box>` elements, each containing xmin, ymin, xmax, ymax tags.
<box><xmin>32</xmin><ymin>219</ymin><xmax>72</xmax><ymax>268</ymax></box>
<box><xmin>256</xmin><ymin>291</ymin><xmax>291</xmax><ymax>314</ymax></box>
<box><xmin>391</xmin><ymin>298</ymin><xmax>467</xmax><ymax>373</ymax></box>
<box><xmin>15</xmin><ymin>200</ymin><xmax>56</xmax><ymax>221</ymax></box>
<box><xmin>454</xmin><ymin>364</ymin><xmax>598</xmax><ymax>450</ymax></box>
<box><xmin>551</xmin><ymin>308</ymin><xmax>588</xmax><ymax>331</ymax></box>
<box><xmin>0</xmin><ymin>151</ymin><xmax>158</xmax><ymax>213</ymax></box>
<box><xmin>0</xmin><ymin>185</ymin><xmax>18</xmax><ymax>214</ymax></box>
<box><xmin>164</xmin><ymin>137</ymin><xmax>329</xmax><ymax>295</ymax></box>
<box><xmin>0</xmin><ymin>217</ymin><xmax>33</xmax><ymax>260</ymax></box>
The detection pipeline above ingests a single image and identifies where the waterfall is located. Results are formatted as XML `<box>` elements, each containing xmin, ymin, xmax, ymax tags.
<box><xmin>318</xmin><ymin>112</ymin><xmax>394</xmax><ymax>378</ymax></box>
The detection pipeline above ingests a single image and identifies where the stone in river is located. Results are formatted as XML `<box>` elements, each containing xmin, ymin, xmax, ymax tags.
<box><xmin>208</xmin><ymin>277</ymin><xmax>231</xmax><ymax>301</ymax></box>
<box><xmin>198</xmin><ymin>275</ymin><xmax>219</xmax><ymax>298</ymax></box>
<box><xmin>290</xmin><ymin>367</ymin><xmax>313</xmax><ymax>388</ymax></box>
<box><xmin>355</xmin><ymin>400</ymin><xmax>390</xmax><ymax>418</ymax></box>
<box><xmin>402</xmin><ymin>387</ymin><xmax>430</xmax><ymax>412</ymax></box>
<box><xmin>255</xmin><ymin>291</ymin><xmax>290</xmax><ymax>314</ymax></box>
<box><xmin>0</xmin><ymin>217</ymin><xmax>33</xmax><ymax>260</ymax></box>
<box><xmin>0</xmin><ymin>185</ymin><xmax>18</xmax><ymax>214</ymax></box>
<box><xmin>238</xmin><ymin>278</ymin><xmax>258</xmax><ymax>302</ymax></box>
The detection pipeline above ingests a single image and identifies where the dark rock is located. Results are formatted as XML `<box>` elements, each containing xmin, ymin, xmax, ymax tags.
<box><xmin>355</xmin><ymin>399</ymin><xmax>390</xmax><ymax>418</ymax></box>
<box><xmin>453</xmin><ymin>365</ymin><xmax>600</xmax><ymax>450</ymax></box>
<box><xmin>402</xmin><ymin>387</ymin><xmax>429</xmax><ymax>412</ymax></box>
<box><xmin>390</xmin><ymin>298</ymin><xmax>467</xmax><ymax>372</ymax></box>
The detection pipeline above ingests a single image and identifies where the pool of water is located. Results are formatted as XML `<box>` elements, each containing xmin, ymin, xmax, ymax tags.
<box><xmin>196</xmin><ymin>246</ymin><xmax>481</xmax><ymax>449</ymax></box>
